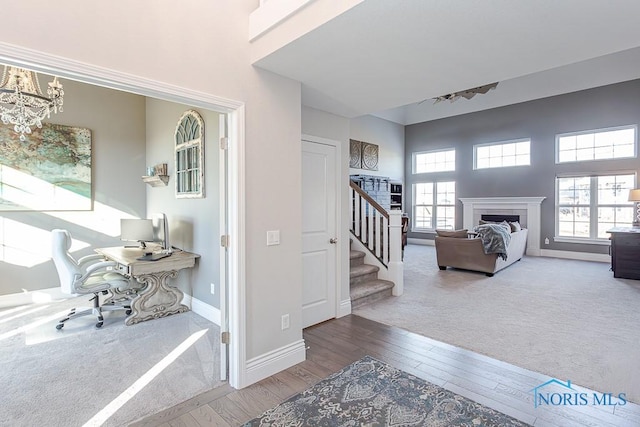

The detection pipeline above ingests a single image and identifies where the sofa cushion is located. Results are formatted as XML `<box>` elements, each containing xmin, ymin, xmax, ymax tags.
<box><xmin>436</xmin><ymin>229</ymin><xmax>468</xmax><ymax>238</ymax></box>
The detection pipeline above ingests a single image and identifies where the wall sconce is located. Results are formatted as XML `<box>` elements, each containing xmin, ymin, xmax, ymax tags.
<box><xmin>629</xmin><ymin>189</ymin><xmax>640</xmax><ymax>226</ymax></box>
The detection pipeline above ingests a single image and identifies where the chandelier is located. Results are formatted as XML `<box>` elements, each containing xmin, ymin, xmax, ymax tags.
<box><xmin>0</xmin><ymin>65</ymin><xmax>64</xmax><ymax>141</ymax></box>
<box><xmin>433</xmin><ymin>82</ymin><xmax>498</xmax><ymax>104</ymax></box>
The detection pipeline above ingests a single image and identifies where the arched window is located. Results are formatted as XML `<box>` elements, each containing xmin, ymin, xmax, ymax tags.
<box><xmin>175</xmin><ymin>110</ymin><xmax>204</xmax><ymax>198</ymax></box>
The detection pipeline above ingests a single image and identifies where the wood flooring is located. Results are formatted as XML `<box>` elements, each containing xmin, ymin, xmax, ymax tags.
<box><xmin>133</xmin><ymin>315</ymin><xmax>640</xmax><ymax>427</ymax></box>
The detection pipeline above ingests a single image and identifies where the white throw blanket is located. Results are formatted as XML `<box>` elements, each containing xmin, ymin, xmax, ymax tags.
<box><xmin>473</xmin><ymin>223</ymin><xmax>511</xmax><ymax>260</ymax></box>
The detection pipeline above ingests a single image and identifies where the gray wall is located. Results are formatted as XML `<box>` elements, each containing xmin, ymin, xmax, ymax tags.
<box><xmin>2</xmin><ymin>0</ymin><xmax>304</xmax><ymax>380</ymax></box>
<box><xmin>405</xmin><ymin>79</ymin><xmax>640</xmax><ymax>254</ymax></box>
<box><xmin>0</xmin><ymin>78</ymin><xmax>147</xmax><ymax>295</ymax></box>
<box><xmin>145</xmin><ymin>99</ymin><xmax>220</xmax><ymax>307</ymax></box>
<box><xmin>350</xmin><ymin>115</ymin><xmax>405</xmax><ymax>182</ymax></box>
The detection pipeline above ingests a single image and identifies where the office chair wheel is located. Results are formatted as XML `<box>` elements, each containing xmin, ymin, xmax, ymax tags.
<box><xmin>95</xmin><ymin>321</ymin><xmax>103</xmax><ymax>328</ymax></box>
<box><xmin>56</xmin><ymin>323</ymin><xmax>64</xmax><ymax>330</ymax></box>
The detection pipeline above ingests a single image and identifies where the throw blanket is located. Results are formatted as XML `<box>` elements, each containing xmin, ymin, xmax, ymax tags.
<box><xmin>473</xmin><ymin>223</ymin><xmax>511</xmax><ymax>260</ymax></box>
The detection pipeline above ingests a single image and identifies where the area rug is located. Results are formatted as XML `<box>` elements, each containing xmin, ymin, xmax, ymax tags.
<box><xmin>243</xmin><ymin>356</ymin><xmax>528</xmax><ymax>426</ymax></box>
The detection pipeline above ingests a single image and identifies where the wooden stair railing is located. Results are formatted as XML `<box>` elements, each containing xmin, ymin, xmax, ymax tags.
<box><xmin>350</xmin><ymin>181</ymin><xmax>390</xmax><ymax>266</ymax></box>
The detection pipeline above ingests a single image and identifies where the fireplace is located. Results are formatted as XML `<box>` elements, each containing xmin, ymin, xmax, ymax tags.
<box><xmin>481</xmin><ymin>214</ymin><xmax>520</xmax><ymax>223</ymax></box>
<box><xmin>459</xmin><ymin>197</ymin><xmax>545</xmax><ymax>256</ymax></box>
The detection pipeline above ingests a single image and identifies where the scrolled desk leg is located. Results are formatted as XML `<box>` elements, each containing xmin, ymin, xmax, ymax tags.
<box><xmin>125</xmin><ymin>270</ymin><xmax>189</xmax><ymax>325</ymax></box>
<box><xmin>104</xmin><ymin>284</ymin><xmax>143</xmax><ymax>306</ymax></box>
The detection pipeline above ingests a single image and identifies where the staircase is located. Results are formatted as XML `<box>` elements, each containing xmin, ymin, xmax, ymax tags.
<box><xmin>350</xmin><ymin>242</ymin><xmax>394</xmax><ymax>309</ymax></box>
<box><xmin>349</xmin><ymin>181</ymin><xmax>404</xmax><ymax>307</ymax></box>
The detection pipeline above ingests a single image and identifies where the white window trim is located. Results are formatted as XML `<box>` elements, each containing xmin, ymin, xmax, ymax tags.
<box><xmin>411</xmin><ymin>181</ymin><xmax>456</xmax><ymax>232</ymax></box>
<box><xmin>412</xmin><ymin>148</ymin><xmax>455</xmax><ymax>174</ymax></box>
<box><xmin>473</xmin><ymin>137</ymin><xmax>531</xmax><ymax>170</ymax></box>
<box><xmin>555</xmin><ymin>124</ymin><xmax>637</xmax><ymax>164</ymax></box>
<box><xmin>554</xmin><ymin>171</ymin><xmax>637</xmax><ymax>244</ymax></box>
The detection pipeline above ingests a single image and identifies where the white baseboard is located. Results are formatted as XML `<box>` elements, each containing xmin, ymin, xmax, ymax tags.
<box><xmin>338</xmin><ymin>298</ymin><xmax>351</xmax><ymax>318</ymax></box>
<box><xmin>182</xmin><ymin>294</ymin><xmax>221</xmax><ymax>326</ymax></box>
<box><xmin>245</xmin><ymin>339</ymin><xmax>306</xmax><ymax>385</ymax></box>
<box><xmin>0</xmin><ymin>288</ymin><xmax>224</xmax><ymax>325</ymax></box>
<box><xmin>0</xmin><ymin>287</ymin><xmax>68</xmax><ymax>308</ymax></box>
<box><xmin>539</xmin><ymin>249</ymin><xmax>610</xmax><ymax>263</ymax></box>
<box><xmin>407</xmin><ymin>238</ymin><xmax>435</xmax><ymax>246</ymax></box>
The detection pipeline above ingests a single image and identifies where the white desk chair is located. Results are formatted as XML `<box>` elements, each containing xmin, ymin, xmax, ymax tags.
<box><xmin>51</xmin><ymin>229</ymin><xmax>135</xmax><ymax>329</ymax></box>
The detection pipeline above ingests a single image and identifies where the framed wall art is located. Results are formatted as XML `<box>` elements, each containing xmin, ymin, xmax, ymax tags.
<box><xmin>349</xmin><ymin>139</ymin><xmax>379</xmax><ymax>171</ymax></box>
<box><xmin>0</xmin><ymin>123</ymin><xmax>92</xmax><ymax>211</ymax></box>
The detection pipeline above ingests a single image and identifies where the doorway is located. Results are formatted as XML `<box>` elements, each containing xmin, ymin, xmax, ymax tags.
<box><xmin>0</xmin><ymin>49</ymin><xmax>245</xmax><ymax>422</ymax></box>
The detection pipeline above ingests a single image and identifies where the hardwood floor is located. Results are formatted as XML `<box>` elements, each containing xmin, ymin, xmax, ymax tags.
<box><xmin>133</xmin><ymin>315</ymin><xmax>640</xmax><ymax>426</ymax></box>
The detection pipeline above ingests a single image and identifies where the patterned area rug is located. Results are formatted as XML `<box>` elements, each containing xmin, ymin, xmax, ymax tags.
<box><xmin>244</xmin><ymin>356</ymin><xmax>529</xmax><ymax>426</ymax></box>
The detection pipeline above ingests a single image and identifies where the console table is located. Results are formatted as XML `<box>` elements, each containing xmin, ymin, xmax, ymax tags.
<box><xmin>95</xmin><ymin>246</ymin><xmax>199</xmax><ymax>325</ymax></box>
<box><xmin>607</xmin><ymin>227</ymin><xmax>640</xmax><ymax>280</ymax></box>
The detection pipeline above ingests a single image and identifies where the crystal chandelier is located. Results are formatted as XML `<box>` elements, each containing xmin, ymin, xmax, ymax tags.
<box><xmin>0</xmin><ymin>65</ymin><xmax>64</xmax><ymax>141</ymax></box>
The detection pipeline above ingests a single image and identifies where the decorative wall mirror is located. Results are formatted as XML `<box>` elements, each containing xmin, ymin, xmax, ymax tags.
<box><xmin>174</xmin><ymin>110</ymin><xmax>204</xmax><ymax>198</ymax></box>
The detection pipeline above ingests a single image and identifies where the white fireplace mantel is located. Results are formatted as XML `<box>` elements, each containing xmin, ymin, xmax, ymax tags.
<box><xmin>459</xmin><ymin>197</ymin><xmax>546</xmax><ymax>256</ymax></box>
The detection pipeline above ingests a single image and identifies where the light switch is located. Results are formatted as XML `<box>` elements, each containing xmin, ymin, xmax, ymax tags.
<box><xmin>267</xmin><ymin>230</ymin><xmax>280</xmax><ymax>246</ymax></box>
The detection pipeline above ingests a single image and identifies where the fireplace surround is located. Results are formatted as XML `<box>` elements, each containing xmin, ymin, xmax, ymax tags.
<box><xmin>459</xmin><ymin>197</ymin><xmax>546</xmax><ymax>256</ymax></box>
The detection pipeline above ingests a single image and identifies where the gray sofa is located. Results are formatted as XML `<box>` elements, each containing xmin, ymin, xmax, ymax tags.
<box><xmin>435</xmin><ymin>228</ymin><xmax>528</xmax><ymax>276</ymax></box>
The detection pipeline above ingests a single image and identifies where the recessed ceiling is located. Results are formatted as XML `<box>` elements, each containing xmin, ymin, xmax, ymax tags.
<box><xmin>253</xmin><ymin>0</ymin><xmax>640</xmax><ymax>124</ymax></box>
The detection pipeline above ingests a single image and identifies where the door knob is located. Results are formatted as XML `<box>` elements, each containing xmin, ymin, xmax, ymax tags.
<box><xmin>329</xmin><ymin>238</ymin><xmax>338</xmax><ymax>244</ymax></box>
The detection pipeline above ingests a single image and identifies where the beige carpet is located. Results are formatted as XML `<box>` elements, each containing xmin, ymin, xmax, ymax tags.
<box><xmin>353</xmin><ymin>244</ymin><xmax>640</xmax><ymax>403</ymax></box>
<box><xmin>0</xmin><ymin>295</ymin><xmax>223</xmax><ymax>426</ymax></box>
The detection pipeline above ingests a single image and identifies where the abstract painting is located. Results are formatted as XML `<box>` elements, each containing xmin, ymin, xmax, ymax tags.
<box><xmin>0</xmin><ymin>123</ymin><xmax>92</xmax><ymax>211</ymax></box>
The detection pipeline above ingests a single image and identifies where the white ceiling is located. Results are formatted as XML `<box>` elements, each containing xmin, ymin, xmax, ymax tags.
<box><xmin>252</xmin><ymin>0</ymin><xmax>640</xmax><ymax>125</ymax></box>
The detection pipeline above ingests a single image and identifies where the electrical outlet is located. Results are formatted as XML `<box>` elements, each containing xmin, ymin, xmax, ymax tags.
<box><xmin>281</xmin><ymin>314</ymin><xmax>290</xmax><ymax>330</ymax></box>
<box><xmin>210</xmin><ymin>283</ymin><xmax>215</xmax><ymax>295</ymax></box>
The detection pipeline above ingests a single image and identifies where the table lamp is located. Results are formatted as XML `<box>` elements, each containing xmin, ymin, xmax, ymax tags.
<box><xmin>629</xmin><ymin>189</ymin><xmax>640</xmax><ymax>227</ymax></box>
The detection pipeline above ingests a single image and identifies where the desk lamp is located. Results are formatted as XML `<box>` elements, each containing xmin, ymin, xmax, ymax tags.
<box><xmin>629</xmin><ymin>189</ymin><xmax>640</xmax><ymax>227</ymax></box>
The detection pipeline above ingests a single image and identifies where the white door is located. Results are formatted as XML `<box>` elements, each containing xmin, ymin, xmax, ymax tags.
<box><xmin>302</xmin><ymin>139</ymin><xmax>337</xmax><ymax>328</ymax></box>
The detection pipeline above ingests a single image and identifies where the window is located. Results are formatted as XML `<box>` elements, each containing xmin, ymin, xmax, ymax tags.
<box><xmin>175</xmin><ymin>110</ymin><xmax>205</xmax><ymax>198</ymax></box>
<box><xmin>556</xmin><ymin>125</ymin><xmax>636</xmax><ymax>163</ymax></box>
<box><xmin>474</xmin><ymin>138</ymin><xmax>530</xmax><ymax>169</ymax></box>
<box><xmin>413</xmin><ymin>149</ymin><xmax>455</xmax><ymax>173</ymax></box>
<box><xmin>556</xmin><ymin>173</ymin><xmax>635</xmax><ymax>240</ymax></box>
<box><xmin>413</xmin><ymin>181</ymin><xmax>456</xmax><ymax>230</ymax></box>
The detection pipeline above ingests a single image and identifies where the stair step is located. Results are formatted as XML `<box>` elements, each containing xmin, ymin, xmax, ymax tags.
<box><xmin>350</xmin><ymin>263</ymin><xmax>380</xmax><ymax>286</ymax></box>
<box><xmin>350</xmin><ymin>279</ymin><xmax>394</xmax><ymax>309</ymax></box>
<box><xmin>349</xmin><ymin>250</ymin><xmax>365</xmax><ymax>268</ymax></box>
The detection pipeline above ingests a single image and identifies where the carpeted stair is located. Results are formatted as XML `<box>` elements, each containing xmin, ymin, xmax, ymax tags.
<box><xmin>350</xmin><ymin>246</ymin><xmax>394</xmax><ymax>309</ymax></box>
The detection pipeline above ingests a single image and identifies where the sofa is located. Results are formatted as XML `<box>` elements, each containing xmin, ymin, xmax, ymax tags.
<box><xmin>435</xmin><ymin>227</ymin><xmax>528</xmax><ymax>276</ymax></box>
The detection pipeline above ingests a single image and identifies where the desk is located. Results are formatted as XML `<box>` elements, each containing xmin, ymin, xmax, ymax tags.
<box><xmin>96</xmin><ymin>246</ymin><xmax>199</xmax><ymax>325</ymax></box>
<box><xmin>607</xmin><ymin>227</ymin><xmax>640</xmax><ymax>280</ymax></box>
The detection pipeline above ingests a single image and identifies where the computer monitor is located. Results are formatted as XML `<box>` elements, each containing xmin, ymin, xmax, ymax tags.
<box><xmin>120</xmin><ymin>219</ymin><xmax>154</xmax><ymax>249</ymax></box>
<box><xmin>151</xmin><ymin>213</ymin><xmax>172</xmax><ymax>253</ymax></box>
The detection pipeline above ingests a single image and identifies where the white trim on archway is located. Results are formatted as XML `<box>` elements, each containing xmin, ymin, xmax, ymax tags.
<box><xmin>0</xmin><ymin>42</ymin><xmax>247</xmax><ymax>389</ymax></box>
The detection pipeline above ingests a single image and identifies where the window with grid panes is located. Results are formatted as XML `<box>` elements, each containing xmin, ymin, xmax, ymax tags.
<box><xmin>175</xmin><ymin>110</ymin><xmax>205</xmax><ymax>198</ymax></box>
<box><xmin>556</xmin><ymin>173</ymin><xmax>635</xmax><ymax>240</ymax></box>
<box><xmin>556</xmin><ymin>126</ymin><xmax>636</xmax><ymax>163</ymax></box>
<box><xmin>413</xmin><ymin>149</ymin><xmax>455</xmax><ymax>173</ymax></box>
<box><xmin>413</xmin><ymin>181</ymin><xmax>456</xmax><ymax>231</ymax></box>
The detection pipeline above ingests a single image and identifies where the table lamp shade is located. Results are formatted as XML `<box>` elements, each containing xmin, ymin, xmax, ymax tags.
<box><xmin>629</xmin><ymin>189</ymin><xmax>640</xmax><ymax>202</ymax></box>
